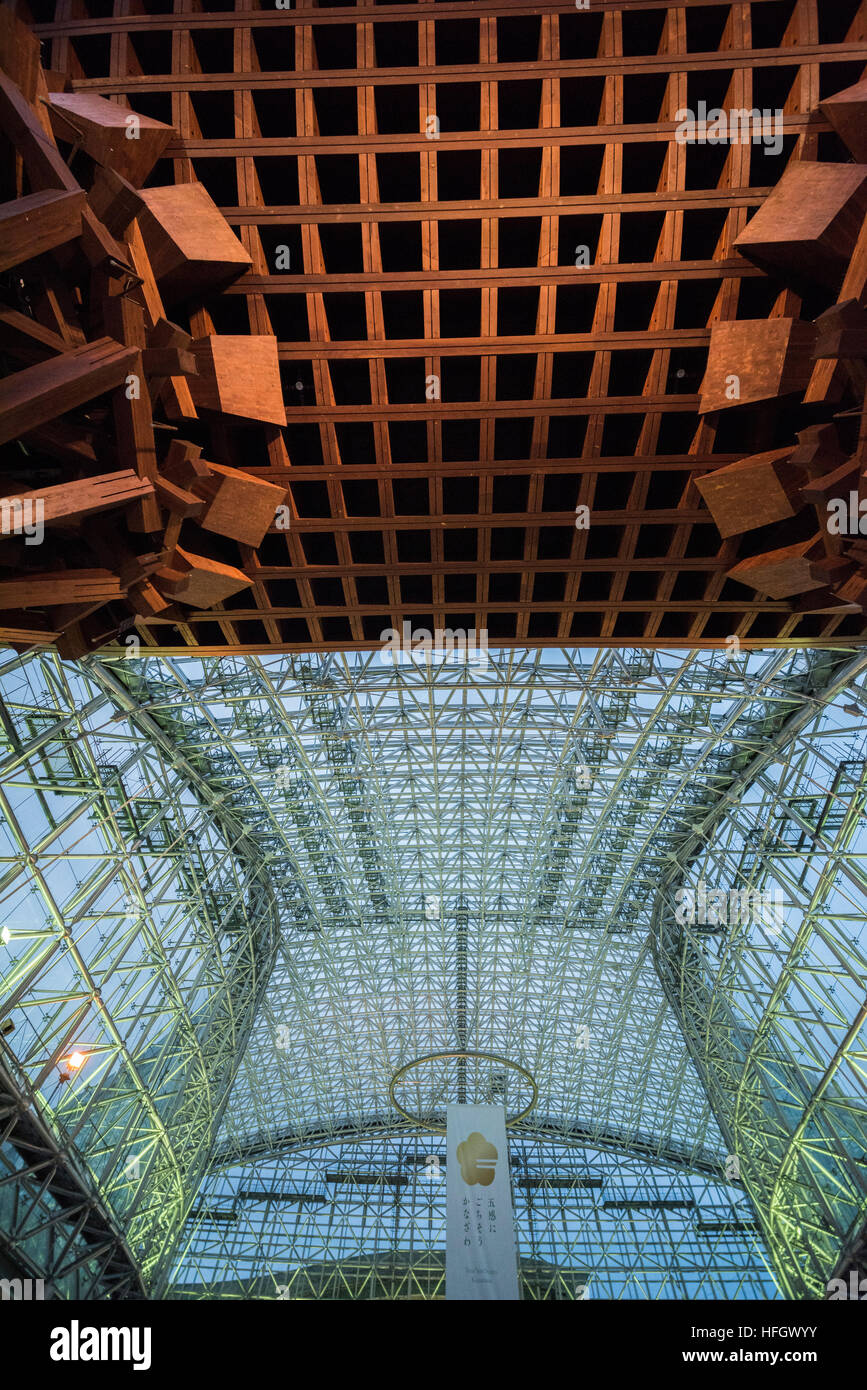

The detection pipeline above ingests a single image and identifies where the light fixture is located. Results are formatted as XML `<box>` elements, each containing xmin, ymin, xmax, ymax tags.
<box><xmin>58</xmin><ymin>1048</ymin><xmax>88</xmax><ymax>1080</ymax></box>
<box><xmin>0</xmin><ymin>926</ymin><xmax>9</xmax><ymax>945</ymax></box>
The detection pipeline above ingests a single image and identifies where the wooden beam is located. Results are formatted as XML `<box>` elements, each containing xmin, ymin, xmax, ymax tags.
<box><xmin>0</xmin><ymin>189</ymin><xmax>86</xmax><ymax>272</ymax></box>
<box><xmin>0</xmin><ymin>337</ymin><xmax>137</xmax><ymax>447</ymax></box>
<box><xmin>0</xmin><ymin>307</ymin><xmax>68</xmax><ymax>365</ymax></box>
<box><xmin>0</xmin><ymin>471</ymin><xmax>155</xmax><ymax>528</ymax></box>
<box><xmin>0</xmin><ymin>570</ymin><xmax>124</xmax><ymax>609</ymax></box>
<box><xmin>123</xmin><ymin>219</ymin><xmax>198</xmax><ymax>420</ymax></box>
<box><xmin>0</xmin><ymin>5</ymin><xmax>40</xmax><ymax>104</ymax></box>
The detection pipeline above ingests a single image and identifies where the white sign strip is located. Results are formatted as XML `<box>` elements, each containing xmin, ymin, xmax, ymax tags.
<box><xmin>446</xmin><ymin>1103</ymin><xmax>520</xmax><ymax>1300</ymax></box>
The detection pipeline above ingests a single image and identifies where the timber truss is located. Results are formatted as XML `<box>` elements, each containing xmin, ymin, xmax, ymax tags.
<box><xmin>10</xmin><ymin>0</ymin><xmax>867</xmax><ymax>652</ymax></box>
<box><xmin>1</xmin><ymin>644</ymin><xmax>866</xmax><ymax>1298</ymax></box>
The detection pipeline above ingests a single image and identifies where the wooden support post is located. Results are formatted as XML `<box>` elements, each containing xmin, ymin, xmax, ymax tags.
<box><xmin>101</xmin><ymin>296</ymin><xmax>162</xmax><ymax>533</ymax></box>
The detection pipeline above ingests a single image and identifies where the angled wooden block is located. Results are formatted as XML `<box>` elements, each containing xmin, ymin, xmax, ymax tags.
<box><xmin>694</xmin><ymin>448</ymin><xmax>804</xmax><ymax>537</ymax></box>
<box><xmin>726</xmin><ymin>538</ymin><xmax>828</xmax><ymax>599</ymax></box>
<box><xmin>128</xmin><ymin>579</ymin><xmax>171</xmax><ymax>616</ymax></box>
<box><xmin>0</xmin><ymin>189</ymin><xmax>86</xmax><ymax>273</ymax></box>
<box><xmin>116</xmin><ymin>552</ymin><xmax>168</xmax><ymax>590</ymax></box>
<box><xmin>189</xmin><ymin>335</ymin><xmax>287</xmax><ymax>426</ymax></box>
<box><xmin>810</xmin><ymin>554</ymin><xmax>859</xmax><ymax>586</ymax></box>
<box><xmin>154</xmin><ymin>474</ymin><xmax>205</xmax><ymax>519</ymax></box>
<box><xmin>813</xmin><ymin>299</ymin><xmax>867</xmax><ymax>360</ymax></box>
<box><xmin>43</xmin><ymin>70</ymin><xmax>71</xmax><ymax>95</ymax></box>
<box><xmin>136</xmin><ymin>183</ymin><xmax>252</xmax><ymax>301</ymax></box>
<box><xmin>0</xmin><ymin>71</ymin><xmax>130</xmax><ymax>273</ymax></box>
<box><xmin>699</xmin><ymin>319</ymin><xmax>816</xmax><ymax>414</ymax></box>
<box><xmin>734</xmin><ymin>163</ymin><xmax>867</xmax><ymax>290</ymax></box>
<box><xmin>154</xmin><ymin>546</ymin><xmax>251</xmax><ymax>609</ymax></box>
<box><xmin>820</xmin><ymin>77</ymin><xmax>867</xmax><ymax>163</ymax></box>
<box><xmin>142</xmin><ymin>347</ymin><xmax>197</xmax><ymax>377</ymax></box>
<box><xmin>789</xmin><ymin>423</ymin><xmax>847</xmax><ymax>473</ymax></box>
<box><xmin>793</xmin><ymin>585</ymin><xmax>860</xmax><ymax>614</ymax></box>
<box><xmin>47</xmin><ymin>91</ymin><xmax>174</xmax><ymax>187</ymax></box>
<box><xmin>800</xmin><ymin>457</ymin><xmax>864</xmax><ymax>505</ymax></box>
<box><xmin>161</xmin><ymin>439</ymin><xmax>207</xmax><ymax>493</ymax></box>
<box><xmin>192</xmin><ymin>463</ymin><xmax>288</xmax><ymax>547</ymax></box>
<box><xmin>833</xmin><ymin>569</ymin><xmax>867</xmax><ymax>613</ymax></box>
<box><xmin>148</xmin><ymin>318</ymin><xmax>192</xmax><ymax>353</ymax></box>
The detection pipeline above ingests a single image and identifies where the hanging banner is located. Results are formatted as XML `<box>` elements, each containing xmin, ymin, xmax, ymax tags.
<box><xmin>446</xmin><ymin>1103</ymin><xmax>520</xmax><ymax>1300</ymax></box>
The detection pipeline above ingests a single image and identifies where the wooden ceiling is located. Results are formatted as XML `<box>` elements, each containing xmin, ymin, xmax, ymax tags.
<box><xmin>5</xmin><ymin>0</ymin><xmax>867</xmax><ymax>653</ymax></box>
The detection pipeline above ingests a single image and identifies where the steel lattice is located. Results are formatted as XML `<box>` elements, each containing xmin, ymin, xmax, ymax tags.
<box><xmin>2</xmin><ymin>643</ymin><xmax>867</xmax><ymax>1299</ymax></box>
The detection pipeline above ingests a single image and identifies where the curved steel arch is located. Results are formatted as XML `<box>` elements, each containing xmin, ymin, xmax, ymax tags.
<box><xmin>207</xmin><ymin>1114</ymin><xmax>734</xmax><ymax>1182</ymax></box>
<box><xmin>98</xmin><ymin>648</ymin><xmax>852</xmax><ymax>1147</ymax></box>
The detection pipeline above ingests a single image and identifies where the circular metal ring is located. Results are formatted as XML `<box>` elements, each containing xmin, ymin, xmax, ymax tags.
<box><xmin>389</xmin><ymin>1050</ymin><xmax>538</xmax><ymax>1133</ymax></box>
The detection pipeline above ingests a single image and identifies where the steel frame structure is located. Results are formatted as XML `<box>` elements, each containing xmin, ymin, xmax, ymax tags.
<box><xmin>169</xmin><ymin>1135</ymin><xmax>777</xmax><ymax>1301</ymax></box>
<box><xmin>653</xmin><ymin>699</ymin><xmax>867</xmax><ymax>1298</ymax></box>
<box><xmin>1</xmin><ymin>642</ymin><xmax>867</xmax><ymax>1299</ymax></box>
<box><xmin>0</xmin><ymin>648</ymin><xmax>279</xmax><ymax>1295</ymax></box>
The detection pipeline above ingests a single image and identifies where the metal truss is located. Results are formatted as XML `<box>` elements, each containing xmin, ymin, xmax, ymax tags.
<box><xmin>0</xmin><ymin>1053</ymin><xmax>143</xmax><ymax>1300</ymax></box>
<box><xmin>2</xmin><ymin>644</ymin><xmax>867</xmax><ymax>1299</ymax></box>
<box><xmin>653</xmin><ymin>664</ymin><xmax>867</xmax><ymax>1298</ymax></box>
<box><xmin>169</xmin><ymin>1133</ymin><xmax>778</xmax><ymax>1302</ymax></box>
<box><xmin>0</xmin><ymin>650</ymin><xmax>279</xmax><ymax>1296</ymax></box>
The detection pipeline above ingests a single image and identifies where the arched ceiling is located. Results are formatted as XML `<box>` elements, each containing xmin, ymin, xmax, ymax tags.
<box><xmin>87</xmin><ymin>644</ymin><xmax>863</xmax><ymax>1173</ymax></box>
<box><xmin>3</xmin><ymin>642</ymin><xmax>867</xmax><ymax>1297</ymax></box>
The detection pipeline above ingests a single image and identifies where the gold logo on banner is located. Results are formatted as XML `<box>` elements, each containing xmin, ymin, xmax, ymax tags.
<box><xmin>457</xmin><ymin>1132</ymin><xmax>498</xmax><ymax>1186</ymax></box>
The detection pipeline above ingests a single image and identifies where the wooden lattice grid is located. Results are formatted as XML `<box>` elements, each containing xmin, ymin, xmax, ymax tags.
<box><xmin>21</xmin><ymin>0</ymin><xmax>867</xmax><ymax>652</ymax></box>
